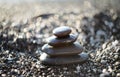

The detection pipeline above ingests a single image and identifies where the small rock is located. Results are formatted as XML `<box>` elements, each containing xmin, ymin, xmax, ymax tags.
<box><xmin>108</xmin><ymin>66</ymin><xmax>113</xmax><ymax>72</ymax></box>
<box><xmin>102</xmin><ymin>69</ymin><xmax>107</xmax><ymax>73</ymax></box>
<box><xmin>100</xmin><ymin>72</ymin><xmax>111</xmax><ymax>77</ymax></box>
<box><xmin>1</xmin><ymin>74</ymin><xmax>6</xmax><ymax>77</ymax></box>
<box><xmin>42</xmin><ymin>42</ymin><xmax>83</xmax><ymax>56</ymax></box>
<box><xmin>76</xmin><ymin>65</ymin><xmax>80</xmax><ymax>72</ymax></box>
<box><xmin>117</xmin><ymin>73</ymin><xmax>120</xmax><ymax>77</ymax></box>
<box><xmin>114</xmin><ymin>62</ymin><xmax>120</xmax><ymax>66</ymax></box>
<box><xmin>101</xmin><ymin>60</ymin><xmax>107</xmax><ymax>64</ymax></box>
<box><xmin>46</xmin><ymin>34</ymin><xmax>77</xmax><ymax>46</ymax></box>
<box><xmin>35</xmin><ymin>64</ymin><xmax>40</xmax><ymax>68</ymax></box>
<box><xmin>114</xmin><ymin>55</ymin><xmax>119</xmax><ymax>59</ymax></box>
<box><xmin>116</xmin><ymin>48</ymin><xmax>120</xmax><ymax>53</ymax></box>
<box><xmin>40</xmin><ymin>52</ymin><xmax>88</xmax><ymax>65</ymax></box>
<box><xmin>92</xmin><ymin>68</ymin><xmax>97</xmax><ymax>73</ymax></box>
<box><xmin>63</xmin><ymin>67</ymin><xmax>67</xmax><ymax>71</ymax></box>
<box><xmin>96</xmin><ymin>30</ymin><xmax>106</xmax><ymax>40</ymax></box>
<box><xmin>53</xmin><ymin>26</ymin><xmax>71</xmax><ymax>37</ymax></box>
<box><xmin>112</xmin><ymin>40</ymin><xmax>119</xmax><ymax>46</ymax></box>
<box><xmin>102</xmin><ymin>42</ymin><xmax>108</xmax><ymax>49</ymax></box>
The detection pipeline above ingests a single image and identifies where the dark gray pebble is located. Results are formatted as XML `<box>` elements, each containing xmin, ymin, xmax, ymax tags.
<box><xmin>46</xmin><ymin>34</ymin><xmax>77</xmax><ymax>47</ymax></box>
<box><xmin>53</xmin><ymin>26</ymin><xmax>71</xmax><ymax>37</ymax></box>
<box><xmin>42</xmin><ymin>42</ymin><xmax>83</xmax><ymax>56</ymax></box>
<box><xmin>40</xmin><ymin>52</ymin><xmax>89</xmax><ymax>65</ymax></box>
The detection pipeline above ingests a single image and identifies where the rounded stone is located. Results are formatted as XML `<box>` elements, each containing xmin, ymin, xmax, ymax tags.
<box><xmin>42</xmin><ymin>42</ymin><xmax>83</xmax><ymax>56</ymax></box>
<box><xmin>46</xmin><ymin>34</ymin><xmax>77</xmax><ymax>46</ymax></box>
<box><xmin>100</xmin><ymin>72</ymin><xmax>110</xmax><ymax>77</ymax></box>
<box><xmin>40</xmin><ymin>52</ymin><xmax>89</xmax><ymax>65</ymax></box>
<box><xmin>53</xmin><ymin>26</ymin><xmax>71</xmax><ymax>37</ymax></box>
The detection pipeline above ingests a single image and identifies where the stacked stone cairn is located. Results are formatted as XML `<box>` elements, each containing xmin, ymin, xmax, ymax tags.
<box><xmin>40</xmin><ymin>26</ymin><xmax>88</xmax><ymax>65</ymax></box>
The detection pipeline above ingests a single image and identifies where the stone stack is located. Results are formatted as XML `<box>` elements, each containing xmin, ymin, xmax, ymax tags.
<box><xmin>40</xmin><ymin>26</ymin><xmax>88</xmax><ymax>65</ymax></box>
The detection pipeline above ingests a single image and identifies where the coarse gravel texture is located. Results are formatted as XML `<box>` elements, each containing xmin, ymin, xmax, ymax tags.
<box><xmin>0</xmin><ymin>10</ymin><xmax>120</xmax><ymax>77</ymax></box>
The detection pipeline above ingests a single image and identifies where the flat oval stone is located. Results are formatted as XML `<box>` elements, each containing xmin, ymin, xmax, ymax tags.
<box><xmin>53</xmin><ymin>26</ymin><xmax>71</xmax><ymax>37</ymax></box>
<box><xmin>42</xmin><ymin>42</ymin><xmax>83</xmax><ymax>56</ymax></box>
<box><xmin>40</xmin><ymin>52</ymin><xmax>89</xmax><ymax>65</ymax></box>
<box><xmin>47</xmin><ymin>34</ymin><xmax>77</xmax><ymax>46</ymax></box>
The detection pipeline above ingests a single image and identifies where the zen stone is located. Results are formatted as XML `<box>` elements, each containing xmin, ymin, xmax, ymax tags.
<box><xmin>47</xmin><ymin>34</ymin><xmax>77</xmax><ymax>46</ymax></box>
<box><xmin>42</xmin><ymin>42</ymin><xmax>83</xmax><ymax>56</ymax></box>
<box><xmin>53</xmin><ymin>26</ymin><xmax>71</xmax><ymax>37</ymax></box>
<box><xmin>40</xmin><ymin>52</ymin><xmax>89</xmax><ymax>65</ymax></box>
<box><xmin>40</xmin><ymin>26</ymin><xmax>89</xmax><ymax>65</ymax></box>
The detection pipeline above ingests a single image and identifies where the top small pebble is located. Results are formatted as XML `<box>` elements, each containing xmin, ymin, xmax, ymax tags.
<box><xmin>53</xmin><ymin>26</ymin><xmax>71</xmax><ymax>37</ymax></box>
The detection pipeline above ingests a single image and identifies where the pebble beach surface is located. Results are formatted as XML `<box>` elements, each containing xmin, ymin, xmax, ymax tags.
<box><xmin>0</xmin><ymin>10</ymin><xmax>120</xmax><ymax>77</ymax></box>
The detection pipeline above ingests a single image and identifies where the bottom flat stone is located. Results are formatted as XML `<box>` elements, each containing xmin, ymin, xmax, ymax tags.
<box><xmin>40</xmin><ymin>52</ymin><xmax>89</xmax><ymax>65</ymax></box>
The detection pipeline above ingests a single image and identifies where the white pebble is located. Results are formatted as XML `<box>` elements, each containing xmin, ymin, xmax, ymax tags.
<box><xmin>112</xmin><ymin>40</ymin><xmax>119</xmax><ymax>46</ymax></box>
<box><xmin>117</xmin><ymin>73</ymin><xmax>120</xmax><ymax>77</ymax></box>
<box><xmin>76</xmin><ymin>65</ymin><xmax>80</xmax><ymax>72</ymax></box>
<box><xmin>108</xmin><ymin>66</ymin><xmax>113</xmax><ymax>72</ymax></box>
<box><xmin>102</xmin><ymin>69</ymin><xmax>107</xmax><ymax>73</ymax></box>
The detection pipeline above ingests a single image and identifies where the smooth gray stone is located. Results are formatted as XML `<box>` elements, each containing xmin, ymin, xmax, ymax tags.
<box><xmin>42</xmin><ymin>42</ymin><xmax>83</xmax><ymax>56</ymax></box>
<box><xmin>40</xmin><ymin>52</ymin><xmax>89</xmax><ymax>65</ymax></box>
<box><xmin>53</xmin><ymin>26</ymin><xmax>71</xmax><ymax>37</ymax></box>
<box><xmin>46</xmin><ymin>34</ymin><xmax>77</xmax><ymax>47</ymax></box>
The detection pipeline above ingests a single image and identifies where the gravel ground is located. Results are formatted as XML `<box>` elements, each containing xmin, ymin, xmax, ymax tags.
<box><xmin>0</xmin><ymin>10</ymin><xmax>120</xmax><ymax>77</ymax></box>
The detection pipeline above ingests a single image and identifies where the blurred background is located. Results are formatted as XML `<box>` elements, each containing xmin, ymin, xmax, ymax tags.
<box><xmin>0</xmin><ymin>0</ymin><xmax>120</xmax><ymax>21</ymax></box>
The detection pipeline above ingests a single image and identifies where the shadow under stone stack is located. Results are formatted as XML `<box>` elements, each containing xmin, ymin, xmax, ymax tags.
<box><xmin>40</xmin><ymin>26</ymin><xmax>89</xmax><ymax>65</ymax></box>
